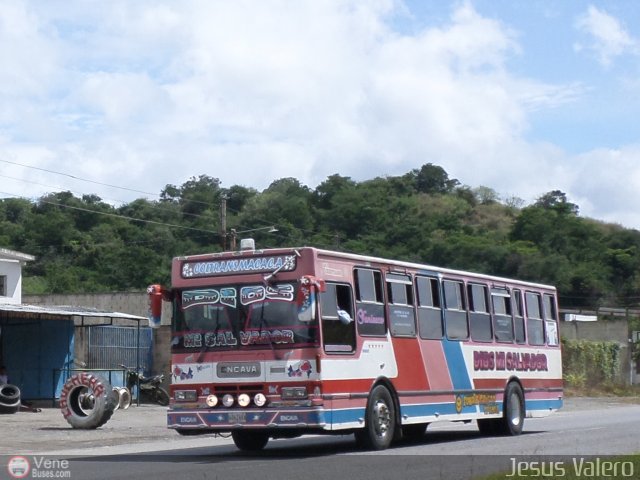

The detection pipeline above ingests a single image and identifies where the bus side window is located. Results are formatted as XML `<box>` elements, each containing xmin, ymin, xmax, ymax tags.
<box><xmin>386</xmin><ymin>273</ymin><xmax>416</xmax><ymax>337</ymax></box>
<box><xmin>320</xmin><ymin>283</ymin><xmax>356</xmax><ymax>353</ymax></box>
<box><xmin>512</xmin><ymin>289</ymin><xmax>526</xmax><ymax>344</ymax></box>
<box><xmin>443</xmin><ymin>279</ymin><xmax>468</xmax><ymax>340</ymax></box>
<box><xmin>416</xmin><ymin>276</ymin><xmax>443</xmax><ymax>339</ymax></box>
<box><xmin>525</xmin><ymin>291</ymin><xmax>545</xmax><ymax>346</ymax></box>
<box><xmin>543</xmin><ymin>293</ymin><xmax>559</xmax><ymax>346</ymax></box>
<box><xmin>354</xmin><ymin>268</ymin><xmax>386</xmax><ymax>336</ymax></box>
<box><xmin>492</xmin><ymin>288</ymin><xmax>513</xmax><ymax>343</ymax></box>
<box><xmin>468</xmin><ymin>283</ymin><xmax>492</xmax><ymax>342</ymax></box>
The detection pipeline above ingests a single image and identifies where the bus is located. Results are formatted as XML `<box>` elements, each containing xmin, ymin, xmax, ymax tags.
<box><xmin>149</xmin><ymin>240</ymin><xmax>562</xmax><ymax>451</ymax></box>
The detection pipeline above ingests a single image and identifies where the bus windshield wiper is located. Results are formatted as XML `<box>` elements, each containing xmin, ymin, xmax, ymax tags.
<box><xmin>263</xmin><ymin>251</ymin><xmax>300</xmax><ymax>283</ymax></box>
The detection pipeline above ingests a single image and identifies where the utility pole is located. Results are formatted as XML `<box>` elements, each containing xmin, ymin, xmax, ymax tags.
<box><xmin>219</xmin><ymin>197</ymin><xmax>227</xmax><ymax>250</ymax></box>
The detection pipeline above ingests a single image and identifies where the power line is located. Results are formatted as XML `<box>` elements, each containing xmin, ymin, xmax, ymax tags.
<box><xmin>0</xmin><ymin>173</ymin><xmax>220</xmax><ymax>223</ymax></box>
<box><xmin>0</xmin><ymin>158</ymin><xmax>159</xmax><ymax>197</ymax></box>
<box><xmin>0</xmin><ymin>159</ymin><xmax>340</xmax><ymax>245</ymax></box>
<box><xmin>0</xmin><ymin>191</ymin><xmax>221</xmax><ymax>236</ymax></box>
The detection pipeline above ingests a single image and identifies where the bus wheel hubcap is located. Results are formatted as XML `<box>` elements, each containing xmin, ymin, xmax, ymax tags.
<box><xmin>509</xmin><ymin>393</ymin><xmax>521</xmax><ymax>426</ymax></box>
<box><xmin>373</xmin><ymin>401</ymin><xmax>391</xmax><ymax>437</ymax></box>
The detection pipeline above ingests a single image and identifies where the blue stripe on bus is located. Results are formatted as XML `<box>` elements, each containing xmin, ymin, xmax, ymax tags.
<box><xmin>441</xmin><ymin>339</ymin><xmax>473</xmax><ymax>390</ymax></box>
<box><xmin>328</xmin><ymin>398</ymin><xmax>562</xmax><ymax>428</ymax></box>
<box><xmin>400</xmin><ymin>402</ymin><xmax>461</xmax><ymax>417</ymax></box>
<box><xmin>525</xmin><ymin>398</ymin><xmax>563</xmax><ymax>411</ymax></box>
<box><xmin>326</xmin><ymin>408</ymin><xmax>366</xmax><ymax>425</ymax></box>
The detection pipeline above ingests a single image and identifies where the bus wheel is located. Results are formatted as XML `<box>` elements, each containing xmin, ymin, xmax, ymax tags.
<box><xmin>355</xmin><ymin>385</ymin><xmax>396</xmax><ymax>450</ymax></box>
<box><xmin>232</xmin><ymin>431</ymin><xmax>269</xmax><ymax>451</ymax></box>
<box><xmin>500</xmin><ymin>382</ymin><xmax>525</xmax><ymax>436</ymax></box>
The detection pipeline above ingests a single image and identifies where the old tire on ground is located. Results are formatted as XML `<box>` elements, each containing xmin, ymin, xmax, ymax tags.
<box><xmin>232</xmin><ymin>431</ymin><xmax>269</xmax><ymax>451</ymax></box>
<box><xmin>0</xmin><ymin>384</ymin><xmax>21</xmax><ymax>404</ymax></box>
<box><xmin>354</xmin><ymin>384</ymin><xmax>396</xmax><ymax>450</ymax></box>
<box><xmin>0</xmin><ymin>398</ymin><xmax>20</xmax><ymax>414</ymax></box>
<box><xmin>118</xmin><ymin>387</ymin><xmax>132</xmax><ymax>410</ymax></box>
<box><xmin>498</xmin><ymin>382</ymin><xmax>525</xmax><ymax>435</ymax></box>
<box><xmin>60</xmin><ymin>373</ymin><xmax>118</xmax><ymax>429</ymax></box>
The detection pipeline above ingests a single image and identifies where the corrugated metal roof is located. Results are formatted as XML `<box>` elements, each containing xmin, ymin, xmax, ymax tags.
<box><xmin>0</xmin><ymin>303</ymin><xmax>146</xmax><ymax>320</ymax></box>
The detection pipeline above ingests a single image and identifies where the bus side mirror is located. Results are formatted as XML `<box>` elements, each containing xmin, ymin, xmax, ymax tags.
<box><xmin>147</xmin><ymin>284</ymin><xmax>165</xmax><ymax>328</ymax></box>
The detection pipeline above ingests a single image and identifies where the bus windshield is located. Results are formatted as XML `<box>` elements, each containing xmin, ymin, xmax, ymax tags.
<box><xmin>172</xmin><ymin>282</ymin><xmax>319</xmax><ymax>351</ymax></box>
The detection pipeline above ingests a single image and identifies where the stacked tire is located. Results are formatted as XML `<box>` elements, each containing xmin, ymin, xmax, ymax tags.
<box><xmin>0</xmin><ymin>383</ymin><xmax>21</xmax><ymax>414</ymax></box>
<box><xmin>60</xmin><ymin>373</ymin><xmax>118</xmax><ymax>429</ymax></box>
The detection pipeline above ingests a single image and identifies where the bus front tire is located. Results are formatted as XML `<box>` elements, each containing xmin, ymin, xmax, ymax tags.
<box><xmin>232</xmin><ymin>431</ymin><xmax>269</xmax><ymax>451</ymax></box>
<box><xmin>355</xmin><ymin>385</ymin><xmax>396</xmax><ymax>450</ymax></box>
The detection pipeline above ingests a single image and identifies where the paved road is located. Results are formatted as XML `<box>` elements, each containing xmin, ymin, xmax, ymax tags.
<box><xmin>1</xmin><ymin>398</ymin><xmax>639</xmax><ymax>479</ymax></box>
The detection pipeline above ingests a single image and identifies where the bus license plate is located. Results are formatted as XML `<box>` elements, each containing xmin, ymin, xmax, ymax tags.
<box><xmin>228</xmin><ymin>412</ymin><xmax>246</xmax><ymax>424</ymax></box>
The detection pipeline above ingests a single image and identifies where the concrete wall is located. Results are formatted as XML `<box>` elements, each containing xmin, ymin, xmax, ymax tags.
<box><xmin>559</xmin><ymin>318</ymin><xmax>632</xmax><ymax>384</ymax></box>
<box><xmin>25</xmin><ymin>292</ymin><xmax>147</xmax><ymax>317</ymax></box>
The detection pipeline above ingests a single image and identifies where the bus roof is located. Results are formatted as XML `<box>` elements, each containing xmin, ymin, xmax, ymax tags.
<box><xmin>174</xmin><ymin>245</ymin><xmax>556</xmax><ymax>292</ymax></box>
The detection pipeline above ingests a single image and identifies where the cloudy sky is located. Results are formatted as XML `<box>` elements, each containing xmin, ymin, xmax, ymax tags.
<box><xmin>1</xmin><ymin>1</ymin><xmax>639</xmax><ymax>228</ymax></box>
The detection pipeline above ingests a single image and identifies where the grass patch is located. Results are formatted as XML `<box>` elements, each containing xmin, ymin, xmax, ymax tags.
<box><xmin>564</xmin><ymin>384</ymin><xmax>640</xmax><ymax>400</ymax></box>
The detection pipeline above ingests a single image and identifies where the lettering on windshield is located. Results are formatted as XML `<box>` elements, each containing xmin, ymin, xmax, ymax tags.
<box><xmin>182</xmin><ymin>329</ymin><xmax>295</xmax><ymax>348</ymax></box>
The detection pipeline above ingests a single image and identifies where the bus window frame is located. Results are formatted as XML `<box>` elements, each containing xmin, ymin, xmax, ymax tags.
<box><xmin>386</xmin><ymin>273</ymin><xmax>417</xmax><ymax>338</ymax></box>
<box><xmin>543</xmin><ymin>292</ymin><xmax>560</xmax><ymax>346</ymax></box>
<box><xmin>443</xmin><ymin>278</ymin><xmax>469</xmax><ymax>340</ymax></box>
<box><xmin>354</xmin><ymin>267</ymin><xmax>387</xmax><ymax>337</ymax></box>
<box><xmin>416</xmin><ymin>275</ymin><xmax>444</xmax><ymax>340</ymax></box>
<box><xmin>512</xmin><ymin>288</ymin><xmax>526</xmax><ymax>344</ymax></box>
<box><xmin>320</xmin><ymin>281</ymin><xmax>357</xmax><ymax>354</ymax></box>
<box><xmin>491</xmin><ymin>286</ymin><xmax>514</xmax><ymax>343</ymax></box>
<box><xmin>468</xmin><ymin>282</ymin><xmax>493</xmax><ymax>343</ymax></box>
<box><xmin>525</xmin><ymin>290</ymin><xmax>546</xmax><ymax>346</ymax></box>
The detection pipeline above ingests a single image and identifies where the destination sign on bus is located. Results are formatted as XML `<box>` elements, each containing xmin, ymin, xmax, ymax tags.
<box><xmin>181</xmin><ymin>255</ymin><xmax>296</xmax><ymax>278</ymax></box>
<box><xmin>474</xmin><ymin>350</ymin><xmax>548</xmax><ymax>372</ymax></box>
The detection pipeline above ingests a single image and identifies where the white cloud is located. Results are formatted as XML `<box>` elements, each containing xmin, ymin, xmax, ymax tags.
<box><xmin>2</xmin><ymin>1</ymin><xmax>640</xmax><ymax>229</ymax></box>
<box><xmin>574</xmin><ymin>5</ymin><xmax>637</xmax><ymax>67</ymax></box>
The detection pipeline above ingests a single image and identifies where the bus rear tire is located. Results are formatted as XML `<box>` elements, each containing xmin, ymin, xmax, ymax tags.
<box><xmin>355</xmin><ymin>385</ymin><xmax>396</xmax><ymax>450</ymax></box>
<box><xmin>232</xmin><ymin>431</ymin><xmax>269</xmax><ymax>451</ymax></box>
<box><xmin>499</xmin><ymin>382</ymin><xmax>524</xmax><ymax>435</ymax></box>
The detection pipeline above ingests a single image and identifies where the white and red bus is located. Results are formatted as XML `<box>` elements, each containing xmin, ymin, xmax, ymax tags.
<box><xmin>151</xmin><ymin>241</ymin><xmax>562</xmax><ymax>451</ymax></box>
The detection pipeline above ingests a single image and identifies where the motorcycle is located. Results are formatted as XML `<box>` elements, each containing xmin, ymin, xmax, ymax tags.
<box><xmin>119</xmin><ymin>364</ymin><xmax>170</xmax><ymax>407</ymax></box>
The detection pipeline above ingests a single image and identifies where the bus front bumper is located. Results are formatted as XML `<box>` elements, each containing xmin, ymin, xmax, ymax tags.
<box><xmin>168</xmin><ymin>407</ymin><xmax>328</xmax><ymax>430</ymax></box>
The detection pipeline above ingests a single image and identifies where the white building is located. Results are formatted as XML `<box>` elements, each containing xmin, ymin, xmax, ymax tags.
<box><xmin>0</xmin><ymin>248</ymin><xmax>35</xmax><ymax>304</ymax></box>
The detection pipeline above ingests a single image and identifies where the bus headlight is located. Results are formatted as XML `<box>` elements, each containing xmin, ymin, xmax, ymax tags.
<box><xmin>254</xmin><ymin>393</ymin><xmax>267</xmax><ymax>407</ymax></box>
<box><xmin>222</xmin><ymin>394</ymin><xmax>235</xmax><ymax>407</ymax></box>
<box><xmin>237</xmin><ymin>393</ymin><xmax>251</xmax><ymax>407</ymax></box>
<box><xmin>206</xmin><ymin>395</ymin><xmax>218</xmax><ymax>407</ymax></box>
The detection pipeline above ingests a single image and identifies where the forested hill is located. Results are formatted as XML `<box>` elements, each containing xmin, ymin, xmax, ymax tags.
<box><xmin>2</xmin><ymin>163</ymin><xmax>639</xmax><ymax>310</ymax></box>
